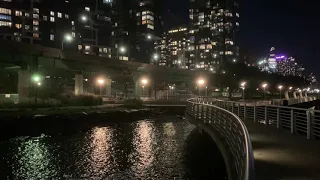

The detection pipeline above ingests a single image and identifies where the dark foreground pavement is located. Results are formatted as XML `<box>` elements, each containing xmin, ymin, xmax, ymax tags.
<box><xmin>245</xmin><ymin>121</ymin><xmax>320</xmax><ymax>180</ymax></box>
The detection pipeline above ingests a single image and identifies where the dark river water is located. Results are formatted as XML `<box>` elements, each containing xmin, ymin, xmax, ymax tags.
<box><xmin>0</xmin><ymin>118</ymin><xmax>227</xmax><ymax>179</ymax></box>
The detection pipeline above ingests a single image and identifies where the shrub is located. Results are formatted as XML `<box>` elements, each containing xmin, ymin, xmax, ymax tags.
<box><xmin>67</xmin><ymin>94</ymin><xmax>103</xmax><ymax>106</ymax></box>
<box><xmin>123</xmin><ymin>98</ymin><xmax>143</xmax><ymax>108</ymax></box>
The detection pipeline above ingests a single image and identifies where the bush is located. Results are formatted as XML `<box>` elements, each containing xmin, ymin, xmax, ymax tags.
<box><xmin>123</xmin><ymin>98</ymin><xmax>143</xmax><ymax>109</ymax></box>
<box><xmin>67</xmin><ymin>94</ymin><xmax>103</xmax><ymax>106</ymax></box>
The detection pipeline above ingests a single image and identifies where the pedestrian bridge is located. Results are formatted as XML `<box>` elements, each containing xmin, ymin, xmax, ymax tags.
<box><xmin>186</xmin><ymin>98</ymin><xmax>320</xmax><ymax>180</ymax></box>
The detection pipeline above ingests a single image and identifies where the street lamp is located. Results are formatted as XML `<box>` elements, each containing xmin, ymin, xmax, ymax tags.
<box><xmin>278</xmin><ymin>85</ymin><xmax>283</xmax><ymax>99</ymax></box>
<box><xmin>97</xmin><ymin>78</ymin><xmax>105</xmax><ymax>95</ymax></box>
<box><xmin>32</xmin><ymin>74</ymin><xmax>41</xmax><ymax>105</ymax></box>
<box><xmin>62</xmin><ymin>33</ymin><xmax>72</xmax><ymax>50</ymax></box>
<box><xmin>262</xmin><ymin>83</ymin><xmax>268</xmax><ymax>100</ymax></box>
<box><xmin>289</xmin><ymin>87</ymin><xmax>293</xmax><ymax>91</ymax></box>
<box><xmin>141</xmin><ymin>79</ymin><xmax>148</xmax><ymax>97</ymax></box>
<box><xmin>240</xmin><ymin>82</ymin><xmax>246</xmax><ymax>101</ymax></box>
<box><xmin>81</xmin><ymin>15</ymin><xmax>88</xmax><ymax>22</ymax></box>
<box><xmin>147</xmin><ymin>34</ymin><xmax>152</xmax><ymax>40</ymax></box>
<box><xmin>117</xmin><ymin>46</ymin><xmax>126</xmax><ymax>60</ymax></box>
<box><xmin>197</xmin><ymin>78</ymin><xmax>205</xmax><ymax>96</ymax></box>
<box><xmin>153</xmin><ymin>53</ymin><xmax>159</xmax><ymax>61</ymax></box>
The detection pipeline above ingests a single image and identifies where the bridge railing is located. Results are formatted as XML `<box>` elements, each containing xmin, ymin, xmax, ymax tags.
<box><xmin>214</xmin><ymin>100</ymin><xmax>320</xmax><ymax>140</ymax></box>
<box><xmin>186</xmin><ymin>99</ymin><xmax>255</xmax><ymax>180</ymax></box>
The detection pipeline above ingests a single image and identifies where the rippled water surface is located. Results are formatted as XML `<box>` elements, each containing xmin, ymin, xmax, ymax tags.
<box><xmin>0</xmin><ymin>119</ymin><xmax>227</xmax><ymax>179</ymax></box>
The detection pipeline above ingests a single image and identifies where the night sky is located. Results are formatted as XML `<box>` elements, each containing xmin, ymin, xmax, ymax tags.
<box><xmin>164</xmin><ymin>0</ymin><xmax>320</xmax><ymax>78</ymax></box>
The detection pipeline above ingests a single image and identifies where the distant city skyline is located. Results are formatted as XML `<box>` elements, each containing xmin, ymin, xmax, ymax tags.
<box><xmin>164</xmin><ymin>0</ymin><xmax>320</xmax><ymax>78</ymax></box>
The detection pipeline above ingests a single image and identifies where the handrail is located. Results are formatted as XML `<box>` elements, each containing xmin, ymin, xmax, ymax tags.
<box><xmin>214</xmin><ymin>99</ymin><xmax>320</xmax><ymax>140</ymax></box>
<box><xmin>186</xmin><ymin>98</ymin><xmax>255</xmax><ymax>180</ymax></box>
<box><xmin>215</xmin><ymin>99</ymin><xmax>320</xmax><ymax>112</ymax></box>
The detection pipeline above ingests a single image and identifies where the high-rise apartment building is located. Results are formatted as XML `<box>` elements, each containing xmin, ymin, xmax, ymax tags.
<box><xmin>155</xmin><ymin>26</ymin><xmax>190</xmax><ymax>68</ymax></box>
<box><xmin>188</xmin><ymin>0</ymin><xmax>239</xmax><ymax>71</ymax></box>
<box><xmin>110</xmin><ymin>0</ymin><xmax>163</xmax><ymax>62</ymax></box>
<box><xmin>0</xmin><ymin>0</ymin><xmax>112</xmax><ymax>57</ymax></box>
<box><xmin>0</xmin><ymin>0</ymin><xmax>72</xmax><ymax>47</ymax></box>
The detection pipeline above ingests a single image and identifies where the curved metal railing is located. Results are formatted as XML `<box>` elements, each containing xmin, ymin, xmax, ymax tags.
<box><xmin>186</xmin><ymin>98</ymin><xmax>255</xmax><ymax>180</ymax></box>
<box><xmin>214</xmin><ymin>100</ymin><xmax>320</xmax><ymax>140</ymax></box>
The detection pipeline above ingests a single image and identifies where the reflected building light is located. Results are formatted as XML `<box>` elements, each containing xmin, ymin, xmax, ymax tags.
<box><xmin>163</xmin><ymin>122</ymin><xmax>176</xmax><ymax>137</ymax></box>
<box><xmin>90</xmin><ymin>127</ymin><xmax>112</xmax><ymax>172</ymax></box>
<box><xmin>132</xmin><ymin>121</ymin><xmax>154</xmax><ymax>171</ymax></box>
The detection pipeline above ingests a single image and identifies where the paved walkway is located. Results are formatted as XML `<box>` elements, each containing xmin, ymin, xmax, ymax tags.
<box><xmin>246</xmin><ymin>121</ymin><xmax>320</xmax><ymax>180</ymax></box>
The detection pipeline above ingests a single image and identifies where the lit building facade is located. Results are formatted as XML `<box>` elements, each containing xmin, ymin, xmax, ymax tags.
<box><xmin>267</xmin><ymin>47</ymin><xmax>277</xmax><ymax>72</ymax></box>
<box><xmin>155</xmin><ymin>27</ymin><xmax>190</xmax><ymax>68</ymax></box>
<box><xmin>0</xmin><ymin>0</ymin><xmax>112</xmax><ymax>58</ymax></box>
<box><xmin>110</xmin><ymin>0</ymin><xmax>163</xmax><ymax>63</ymax></box>
<box><xmin>188</xmin><ymin>0</ymin><xmax>240</xmax><ymax>71</ymax></box>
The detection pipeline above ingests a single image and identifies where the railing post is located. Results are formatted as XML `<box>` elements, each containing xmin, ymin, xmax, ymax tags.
<box><xmin>201</xmin><ymin>104</ymin><xmax>204</xmax><ymax>121</ymax></box>
<box><xmin>290</xmin><ymin>109</ymin><xmax>294</xmax><ymax>134</ymax></box>
<box><xmin>277</xmin><ymin>108</ymin><xmax>280</xmax><ymax>129</ymax></box>
<box><xmin>253</xmin><ymin>104</ymin><xmax>257</xmax><ymax>123</ymax></box>
<box><xmin>307</xmin><ymin>111</ymin><xmax>311</xmax><ymax>140</ymax></box>
<box><xmin>265</xmin><ymin>106</ymin><xmax>268</xmax><ymax>125</ymax></box>
<box><xmin>244</xmin><ymin>104</ymin><xmax>247</xmax><ymax>120</ymax></box>
<box><xmin>231</xmin><ymin>103</ymin><xmax>234</xmax><ymax>113</ymax></box>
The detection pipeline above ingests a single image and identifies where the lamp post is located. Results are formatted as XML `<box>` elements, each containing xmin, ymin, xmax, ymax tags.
<box><xmin>197</xmin><ymin>79</ymin><xmax>205</xmax><ymax>96</ymax></box>
<box><xmin>97</xmin><ymin>79</ymin><xmax>105</xmax><ymax>95</ymax></box>
<box><xmin>262</xmin><ymin>83</ymin><xmax>268</xmax><ymax>100</ymax></box>
<box><xmin>141</xmin><ymin>79</ymin><xmax>148</xmax><ymax>98</ymax></box>
<box><xmin>153</xmin><ymin>53</ymin><xmax>159</xmax><ymax>63</ymax></box>
<box><xmin>117</xmin><ymin>46</ymin><xmax>126</xmax><ymax>60</ymax></box>
<box><xmin>278</xmin><ymin>85</ymin><xmax>283</xmax><ymax>100</ymax></box>
<box><xmin>61</xmin><ymin>33</ymin><xmax>72</xmax><ymax>50</ymax></box>
<box><xmin>241</xmin><ymin>82</ymin><xmax>246</xmax><ymax>101</ymax></box>
<box><xmin>32</xmin><ymin>74</ymin><xmax>41</xmax><ymax>105</ymax></box>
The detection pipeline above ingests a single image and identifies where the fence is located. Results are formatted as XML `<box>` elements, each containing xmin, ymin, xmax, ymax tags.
<box><xmin>186</xmin><ymin>99</ymin><xmax>255</xmax><ymax>180</ymax></box>
<box><xmin>214</xmin><ymin>100</ymin><xmax>320</xmax><ymax>140</ymax></box>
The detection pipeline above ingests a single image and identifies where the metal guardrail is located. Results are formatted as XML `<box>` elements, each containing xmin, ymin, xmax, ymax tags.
<box><xmin>186</xmin><ymin>99</ymin><xmax>255</xmax><ymax>180</ymax></box>
<box><xmin>214</xmin><ymin>100</ymin><xmax>320</xmax><ymax>140</ymax></box>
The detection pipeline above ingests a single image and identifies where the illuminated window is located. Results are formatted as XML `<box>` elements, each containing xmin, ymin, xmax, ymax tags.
<box><xmin>65</xmin><ymin>14</ymin><xmax>69</xmax><ymax>19</ymax></box>
<box><xmin>33</xmin><ymin>33</ymin><xmax>39</xmax><ymax>38</ymax></box>
<box><xmin>142</xmin><ymin>20</ymin><xmax>146</xmax><ymax>25</ymax></box>
<box><xmin>50</xmin><ymin>11</ymin><xmax>54</xmax><ymax>16</ymax></box>
<box><xmin>15</xmin><ymin>24</ymin><xmax>21</xmax><ymax>29</ymax></box>
<box><xmin>0</xmin><ymin>8</ymin><xmax>11</xmax><ymax>15</ymax></box>
<box><xmin>78</xmin><ymin>45</ymin><xmax>82</xmax><ymax>50</ymax></box>
<box><xmin>33</xmin><ymin>14</ymin><xmax>39</xmax><ymax>19</ymax></box>
<box><xmin>50</xmin><ymin>17</ymin><xmax>55</xmax><ymax>22</ymax></box>
<box><xmin>225</xmin><ymin>51</ymin><xmax>233</xmax><ymax>55</ymax></box>
<box><xmin>72</xmin><ymin>32</ymin><xmax>75</xmax><ymax>37</ymax></box>
<box><xmin>57</xmin><ymin>12</ymin><xmax>62</xmax><ymax>18</ymax></box>
<box><xmin>0</xmin><ymin>14</ymin><xmax>11</xmax><ymax>20</ymax></box>
<box><xmin>147</xmin><ymin>24</ymin><xmax>154</xmax><ymax>30</ymax></box>
<box><xmin>25</xmin><ymin>25</ymin><xmax>30</xmax><ymax>30</ymax></box>
<box><xmin>200</xmin><ymin>45</ymin><xmax>206</xmax><ymax>49</ymax></box>
<box><xmin>33</xmin><ymin>8</ymin><xmax>39</xmax><ymax>13</ymax></box>
<box><xmin>85</xmin><ymin>7</ymin><xmax>90</xmax><ymax>11</ymax></box>
<box><xmin>25</xmin><ymin>13</ymin><xmax>29</xmax><ymax>17</ymax></box>
<box><xmin>33</xmin><ymin>26</ymin><xmax>38</xmax><ymax>31</ymax></box>
<box><xmin>50</xmin><ymin>34</ymin><xmax>54</xmax><ymax>40</ymax></box>
<box><xmin>43</xmin><ymin>16</ymin><xmax>47</xmax><ymax>21</ymax></box>
<box><xmin>33</xmin><ymin>20</ymin><xmax>39</xmax><ymax>25</ymax></box>
<box><xmin>85</xmin><ymin>45</ymin><xmax>90</xmax><ymax>50</ymax></box>
<box><xmin>15</xmin><ymin>11</ymin><xmax>22</xmax><ymax>16</ymax></box>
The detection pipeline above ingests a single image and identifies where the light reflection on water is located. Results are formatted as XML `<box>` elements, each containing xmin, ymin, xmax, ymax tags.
<box><xmin>0</xmin><ymin>119</ymin><xmax>225</xmax><ymax>179</ymax></box>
